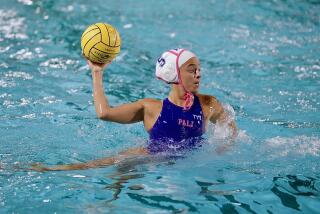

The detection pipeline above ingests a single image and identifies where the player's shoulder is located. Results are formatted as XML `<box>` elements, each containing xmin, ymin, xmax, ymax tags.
<box><xmin>196</xmin><ymin>93</ymin><xmax>220</xmax><ymax>106</ymax></box>
<box><xmin>196</xmin><ymin>93</ymin><xmax>224</xmax><ymax>120</ymax></box>
<box><xmin>139</xmin><ymin>98</ymin><xmax>162</xmax><ymax>118</ymax></box>
<box><xmin>139</xmin><ymin>98</ymin><xmax>162</xmax><ymax>108</ymax></box>
<box><xmin>140</xmin><ymin>98</ymin><xmax>161</xmax><ymax>104</ymax></box>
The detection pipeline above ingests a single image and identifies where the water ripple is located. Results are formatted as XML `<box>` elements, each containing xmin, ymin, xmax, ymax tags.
<box><xmin>0</xmin><ymin>10</ymin><xmax>27</xmax><ymax>40</ymax></box>
<box><xmin>0</xmin><ymin>71</ymin><xmax>33</xmax><ymax>88</ymax></box>
<box><xmin>4</xmin><ymin>71</ymin><xmax>33</xmax><ymax>80</ymax></box>
<box><xmin>39</xmin><ymin>58</ymin><xmax>79</xmax><ymax>70</ymax></box>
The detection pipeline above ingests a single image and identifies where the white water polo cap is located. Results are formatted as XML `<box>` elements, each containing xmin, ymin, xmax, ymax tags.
<box><xmin>155</xmin><ymin>48</ymin><xmax>196</xmax><ymax>84</ymax></box>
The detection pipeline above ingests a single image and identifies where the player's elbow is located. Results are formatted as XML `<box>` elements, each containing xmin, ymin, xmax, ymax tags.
<box><xmin>96</xmin><ymin>110</ymin><xmax>109</xmax><ymax>120</ymax></box>
<box><xmin>96</xmin><ymin>113</ymin><xmax>105</xmax><ymax>120</ymax></box>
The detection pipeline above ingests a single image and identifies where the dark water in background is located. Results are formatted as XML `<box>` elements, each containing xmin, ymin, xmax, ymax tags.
<box><xmin>0</xmin><ymin>0</ymin><xmax>319</xmax><ymax>213</ymax></box>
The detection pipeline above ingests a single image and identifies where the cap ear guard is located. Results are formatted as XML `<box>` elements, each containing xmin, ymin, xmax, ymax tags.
<box><xmin>155</xmin><ymin>52</ymin><xmax>179</xmax><ymax>83</ymax></box>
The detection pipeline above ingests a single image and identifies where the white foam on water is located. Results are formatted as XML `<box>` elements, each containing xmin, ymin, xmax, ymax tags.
<box><xmin>123</xmin><ymin>23</ymin><xmax>133</xmax><ymax>29</ymax></box>
<box><xmin>5</xmin><ymin>71</ymin><xmax>33</xmax><ymax>80</ymax></box>
<box><xmin>19</xmin><ymin>98</ymin><xmax>32</xmax><ymax>106</ymax></box>
<box><xmin>10</xmin><ymin>48</ymin><xmax>33</xmax><ymax>60</ymax></box>
<box><xmin>21</xmin><ymin>113</ymin><xmax>36</xmax><ymax>119</ymax></box>
<box><xmin>0</xmin><ymin>46</ymin><xmax>11</xmax><ymax>54</ymax></box>
<box><xmin>207</xmin><ymin>103</ymin><xmax>249</xmax><ymax>142</ymax></box>
<box><xmin>169</xmin><ymin>32</ymin><xmax>176</xmax><ymax>38</ymax></box>
<box><xmin>0</xmin><ymin>10</ymin><xmax>28</xmax><ymax>39</ymax></box>
<box><xmin>204</xmin><ymin>103</ymin><xmax>253</xmax><ymax>156</ymax></box>
<box><xmin>114</xmin><ymin>50</ymin><xmax>128</xmax><ymax>62</ymax></box>
<box><xmin>2</xmin><ymin>100</ymin><xmax>16</xmax><ymax>108</ymax></box>
<box><xmin>0</xmin><ymin>93</ymin><xmax>11</xmax><ymax>98</ymax></box>
<box><xmin>265</xmin><ymin>135</ymin><xmax>320</xmax><ymax>157</ymax></box>
<box><xmin>0</xmin><ymin>80</ymin><xmax>15</xmax><ymax>88</ymax></box>
<box><xmin>39</xmin><ymin>58</ymin><xmax>78</xmax><ymax>70</ymax></box>
<box><xmin>212</xmin><ymin>104</ymin><xmax>235</xmax><ymax>138</ymax></box>
<box><xmin>60</xmin><ymin>5</ymin><xmax>74</xmax><ymax>12</ymax></box>
<box><xmin>70</xmin><ymin>174</ymin><xmax>86</xmax><ymax>178</ymax></box>
<box><xmin>17</xmin><ymin>0</ymin><xmax>33</xmax><ymax>5</ymax></box>
<box><xmin>294</xmin><ymin>65</ymin><xmax>320</xmax><ymax>80</ymax></box>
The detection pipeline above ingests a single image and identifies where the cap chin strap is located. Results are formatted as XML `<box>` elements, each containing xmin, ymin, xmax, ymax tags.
<box><xmin>168</xmin><ymin>49</ymin><xmax>194</xmax><ymax>111</ymax></box>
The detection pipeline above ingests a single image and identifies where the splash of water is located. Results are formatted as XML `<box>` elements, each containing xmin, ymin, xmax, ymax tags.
<box><xmin>264</xmin><ymin>135</ymin><xmax>320</xmax><ymax>157</ymax></box>
<box><xmin>208</xmin><ymin>103</ymin><xmax>251</xmax><ymax>143</ymax></box>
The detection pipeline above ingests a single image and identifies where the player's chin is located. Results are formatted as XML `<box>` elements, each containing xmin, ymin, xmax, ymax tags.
<box><xmin>190</xmin><ymin>84</ymin><xmax>200</xmax><ymax>93</ymax></box>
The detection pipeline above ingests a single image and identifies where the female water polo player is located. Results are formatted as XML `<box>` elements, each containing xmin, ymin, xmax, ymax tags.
<box><xmin>32</xmin><ymin>48</ymin><xmax>237</xmax><ymax>171</ymax></box>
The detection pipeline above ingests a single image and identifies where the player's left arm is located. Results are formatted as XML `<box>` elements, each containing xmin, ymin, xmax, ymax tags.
<box><xmin>209</xmin><ymin>97</ymin><xmax>238</xmax><ymax>139</ymax></box>
<box><xmin>208</xmin><ymin>96</ymin><xmax>238</xmax><ymax>142</ymax></box>
<box><xmin>208</xmin><ymin>97</ymin><xmax>238</xmax><ymax>154</ymax></box>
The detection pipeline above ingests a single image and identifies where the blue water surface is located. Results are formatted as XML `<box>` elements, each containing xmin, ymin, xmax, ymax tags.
<box><xmin>0</xmin><ymin>0</ymin><xmax>319</xmax><ymax>213</ymax></box>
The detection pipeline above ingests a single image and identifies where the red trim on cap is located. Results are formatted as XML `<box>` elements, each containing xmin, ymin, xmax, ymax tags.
<box><xmin>159</xmin><ymin>49</ymin><xmax>195</xmax><ymax>110</ymax></box>
<box><xmin>175</xmin><ymin>49</ymin><xmax>194</xmax><ymax>111</ymax></box>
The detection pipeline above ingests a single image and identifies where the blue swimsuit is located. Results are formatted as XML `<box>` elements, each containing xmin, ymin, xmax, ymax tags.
<box><xmin>148</xmin><ymin>95</ymin><xmax>205</xmax><ymax>153</ymax></box>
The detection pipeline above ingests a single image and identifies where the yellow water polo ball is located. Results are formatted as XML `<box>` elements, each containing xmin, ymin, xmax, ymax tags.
<box><xmin>81</xmin><ymin>23</ymin><xmax>121</xmax><ymax>64</ymax></box>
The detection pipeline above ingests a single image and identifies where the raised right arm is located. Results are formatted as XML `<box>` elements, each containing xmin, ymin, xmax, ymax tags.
<box><xmin>89</xmin><ymin>60</ymin><xmax>144</xmax><ymax>124</ymax></box>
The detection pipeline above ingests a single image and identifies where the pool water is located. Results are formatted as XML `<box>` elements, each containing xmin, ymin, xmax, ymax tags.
<box><xmin>1</xmin><ymin>0</ymin><xmax>319</xmax><ymax>213</ymax></box>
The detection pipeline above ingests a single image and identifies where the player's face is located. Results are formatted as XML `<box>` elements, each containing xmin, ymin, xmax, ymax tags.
<box><xmin>179</xmin><ymin>57</ymin><xmax>201</xmax><ymax>93</ymax></box>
